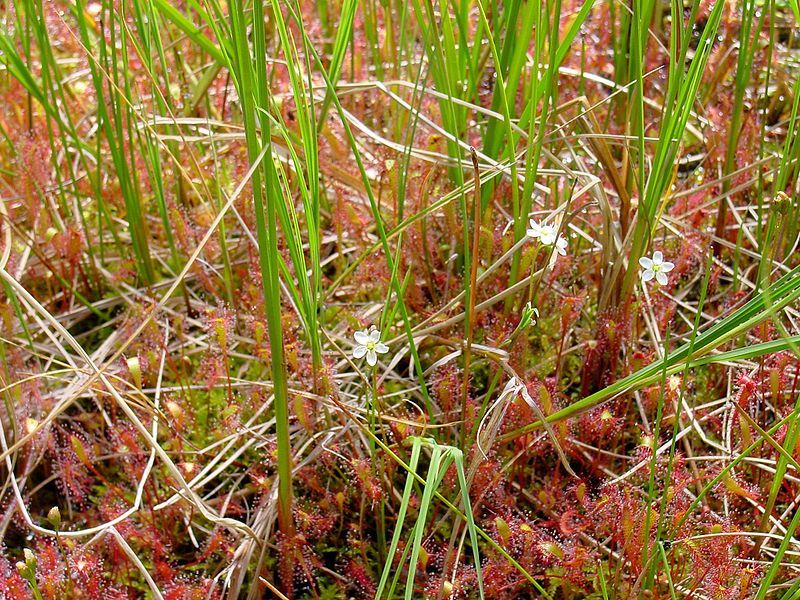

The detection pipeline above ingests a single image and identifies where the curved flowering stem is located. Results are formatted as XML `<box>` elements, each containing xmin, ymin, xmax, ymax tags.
<box><xmin>460</xmin><ymin>148</ymin><xmax>483</xmax><ymax>447</ymax></box>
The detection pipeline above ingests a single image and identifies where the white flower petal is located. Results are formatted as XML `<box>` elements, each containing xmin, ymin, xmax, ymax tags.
<box><xmin>642</xmin><ymin>270</ymin><xmax>655</xmax><ymax>282</ymax></box>
<box><xmin>661</xmin><ymin>261</ymin><xmax>675</xmax><ymax>272</ymax></box>
<box><xmin>653</xmin><ymin>250</ymin><xmax>663</xmax><ymax>264</ymax></box>
<box><xmin>639</xmin><ymin>257</ymin><xmax>653</xmax><ymax>269</ymax></box>
<box><xmin>354</xmin><ymin>331</ymin><xmax>370</xmax><ymax>345</ymax></box>
<box><xmin>539</xmin><ymin>228</ymin><xmax>557</xmax><ymax>245</ymax></box>
<box><xmin>656</xmin><ymin>271</ymin><xmax>668</xmax><ymax>286</ymax></box>
<box><xmin>527</xmin><ymin>220</ymin><xmax>542</xmax><ymax>238</ymax></box>
<box><xmin>366</xmin><ymin>350</ymin><xmax>378</xmax><ymax>366</ymax></box>
<box><xmin>375</xmin><ymin>342</ymin><xmax>389</xmax><ymax>354</ymax></box>
<box><xmin>353</xmin><ymin>345</ymin><xmax>367</xmax><ymax>358</ymax></box>
<box><xmin>369</xmin><ymin>329</ymin><xmax>381</xmax><ymax>343</ymax></box>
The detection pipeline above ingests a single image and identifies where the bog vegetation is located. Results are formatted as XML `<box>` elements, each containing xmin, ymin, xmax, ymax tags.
<box><xmin>2</xmin><ymin>0</ymin><xmax>800</xmax><ymax>598</ymax></box>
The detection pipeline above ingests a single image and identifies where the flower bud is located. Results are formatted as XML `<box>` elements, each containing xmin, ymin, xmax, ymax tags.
<box><xmin>127</xmin><ymin>356</ymin><xmax>142</xmax><ymax>389</ymax></box>
<box><xmin>24</xmin><ymin>548</ymin><xmax>36</xmax><ymax>570</ymax></box>
<box><xmin>165</xmin><ymin>400</ymin><xmax>184</xmax><ymax>420</ymax></box>
<box><xmin>48</xmin><ymin>506</ymin><xmax>61</xmax><ymax>529</ymax></box>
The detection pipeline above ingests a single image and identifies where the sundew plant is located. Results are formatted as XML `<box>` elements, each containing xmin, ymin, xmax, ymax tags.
<box><xmin>2</xmin><ymin>0</ymin><xmax>800</xmax><ymax>598</ymax></box>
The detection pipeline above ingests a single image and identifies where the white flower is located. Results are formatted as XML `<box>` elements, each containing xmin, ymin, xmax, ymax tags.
<box><xmin>353</xmin><ymin>328</ymin><xmax>389</xmax><ymax>366</ymax></box>
<box><xmin>527</xmin><ymin>218</ymin><xmax>568</xmax><ymax>255</ymax></box>
<box><xmin>555</xmin><ymin>234</ymin><xmax>568</xmax><ymax>256</ymax></box>
<box><xmin>537</xmin><ymin>224</ymin><xmax>558</xmax><ymax>246</ymax></box>
<box><xmin>526</xmin><ymin>219</ymin><xmax>547</xmax><ymax>240</ymax></box>
<box><xmin>639</xmin><ymin>251</ymin><xmax>675</xmax><ymax>285</ymax></box>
